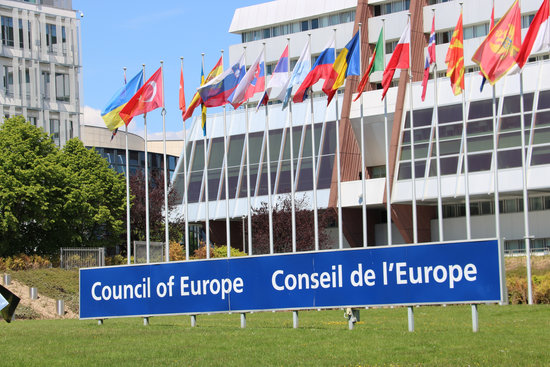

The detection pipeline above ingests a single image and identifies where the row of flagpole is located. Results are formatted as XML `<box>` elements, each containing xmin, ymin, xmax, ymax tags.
<box><xmin>101</xmin><ymin>0</ymin><xmax>550</xmax><ymax>306</ymax></box>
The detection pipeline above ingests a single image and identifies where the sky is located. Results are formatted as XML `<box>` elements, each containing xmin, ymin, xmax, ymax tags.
<box><xmin>73</xmin><ymin>0</ymin><xmax>266</xmax><ymax>140</ymax></box>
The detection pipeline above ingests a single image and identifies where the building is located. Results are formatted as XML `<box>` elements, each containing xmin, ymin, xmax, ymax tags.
<box><xmin>80</xmin><ymin>125</ymin><xmax>180</xmax><ymax>179</ymax></box>
<box><xmin>171</xmin><ymin>0</ymin><xmax>550</xmax><ymax>255</ymax></box>
<box><xmin>0</xmin><ymin>0</ymin><xmax>81</xmax><ymax>146</ymax></box>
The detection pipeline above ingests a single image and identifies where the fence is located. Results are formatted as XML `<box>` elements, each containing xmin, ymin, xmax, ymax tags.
<box><xmin>60</xmin><ymin>247</ymin><xmax>105</xmax><ymax>269</ymax></box>
<box><xmin>133</xmin><ymin>241</ymin><xmax>165</xmax><ymax>264</ymax></box>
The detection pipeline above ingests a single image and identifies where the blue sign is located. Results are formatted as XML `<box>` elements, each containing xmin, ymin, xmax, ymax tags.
<box><xmin>80</xmin><ymin>239</ymin><xmax>503</xmax><ymax>319</ymax></box>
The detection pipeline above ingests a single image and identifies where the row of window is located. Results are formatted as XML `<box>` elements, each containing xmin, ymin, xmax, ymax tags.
<box><xmin>240</xmin><ymin>10</ymin><xmax>355</xmax><ymax>43</ymax></box>
<box><xmin>0</xmin><ymin>14</ymin><xmax>68</xmax><ymax>53</ymax></box>
<box><xmin>175</xmin><ymin>121</ymin><xmax>337</xmax><ymax>203</ymax></box>
<box><xmin>443</xmin><ymin>195</ymin><xmax>550</xmax><ymax>218</ymax></box>
<box><xmin>2</xmin><ymin>65</ymin><xmax>70</xmax><ymax>102</ymax></box>
<box><xmin>92</xmin><ymin>147</ymin><xmax>178</xmax><ymax>178</ymax></box>
<box><xmin>504</xmin><ymin>238</ymin><xmax>550</xmax><ymax>254</ymax></box>
<box><xmin>373</xmin><ymin>0</ymin><xmax>410</xmax><ymax>17</ymax></box>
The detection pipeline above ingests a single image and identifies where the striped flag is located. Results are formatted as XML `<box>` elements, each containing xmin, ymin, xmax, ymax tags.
<box><xmin>515</xmin><ymin>0</ymin><xmax>550</xmax><ymax>69</ymax></box>
<box><xmin>354</xmin><ymin>28</ymin><xmax>383</xmax><ymax>102</ymax></box>
<box><xmin>381</xmin><ymin>22</ymin><xmax>410</xmax><ymax>100</ymax></box>
<box><xmin>422</xmin><ymin>14</ymin><xmax>436</xmax><ymax>101</ymax></box>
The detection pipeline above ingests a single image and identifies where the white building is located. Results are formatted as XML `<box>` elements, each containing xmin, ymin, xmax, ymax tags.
<box><xmin>0</xmin><ymin>0</ymin><xmax>82</xmax><ymax>146</ymax></box>
<box><xmin>172</xmin><ymin>0</ymin><xmax>550</xmax><ymax>255</ymax></box>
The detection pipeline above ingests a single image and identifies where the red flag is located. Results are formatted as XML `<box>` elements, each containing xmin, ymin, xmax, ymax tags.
<box><xmin>472</xmin><ymin>0</ymin><xmax>521</xmax><ymax>85</ymax></box>
<box><xmin>515</xmin><ymin>0</ymin><xmax>550</xmax><ymax>69</ymax></box>
<box><xmin>183</xmin><ymin>57</ymin><xmax>223</xmax><ymax>121</ymax></box>
<box><xmin>119</xmin><ymin>67</ymin><xmax>164</xmax><ymax>125</ymax></box>
<box><xmin>445</xmin><ymin>12</ymin><xmax>465</xmax><ymax>96</ymax></box>
<box><xmin>179</xmin><ymin>66</ymin><xmax>186</xmax><ymax>119</ymax></box>
<box><xmin>421</xmin><ymin>57</ymin><xmax>430</xmax><ymax>101</ymax></box>
<box><xmin>381</xmin><ymin>22</ymin><xmax>410</xmax><ymax>100</ymax></box>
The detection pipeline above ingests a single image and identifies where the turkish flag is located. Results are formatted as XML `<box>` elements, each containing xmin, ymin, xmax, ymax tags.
<box><xmin>119</xmin><ymin>67</ymin><xmax>164</xmax><ymax>125</ymax></box>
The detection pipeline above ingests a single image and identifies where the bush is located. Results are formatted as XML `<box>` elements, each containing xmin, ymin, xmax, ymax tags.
<box><xmin>0</xmin><ymin>254</ymin><xmax>51</xmax><ymax>271</ymax></box>
<box><xmin>193</xmin><ymin>244</ymin><xmax>246</xmax><ymax>259</ymax></box>
<box><xmin>169</xmin><ymin>242</ymin><xmax>185</xmax><ymax>261</ymax></box>
<box><xmin>105</xmin><ymin>254</ymin><xmax>127</xmax><ymax>266</ymax></box>
<box><xmin>507</xmin><ymin>274</ymin><xmax>550</xmax><ymax>304</ymax></box>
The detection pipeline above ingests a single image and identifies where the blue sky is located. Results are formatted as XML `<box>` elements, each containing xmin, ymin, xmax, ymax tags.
<box><xmin>73</xmin><ymin>0</ymin><xmax>265</xmax><ymax>140</ymax></box>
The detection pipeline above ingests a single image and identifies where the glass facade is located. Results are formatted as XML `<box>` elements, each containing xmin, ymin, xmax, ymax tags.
<box><xmin>397</xmin><ymin>91</ymin><xmax>550</xmax><ymax>181</ymax></box>
<box><xmin>175</xmin><ymin>121</ymin><xmax>337</xmax><ymax>204</ymax></box>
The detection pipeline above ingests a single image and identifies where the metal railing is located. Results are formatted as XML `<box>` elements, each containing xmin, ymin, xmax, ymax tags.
<box><xmin>60</xmin><ymin>247</ymin><xmax>105</xmax><ymax>269</ymax></box>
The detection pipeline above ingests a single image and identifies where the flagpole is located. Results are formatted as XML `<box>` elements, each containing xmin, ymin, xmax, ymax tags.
<box><xmin>221</xmin><ymin>50</ymin><xmax>231</xmax><ymax>258</ymax></box>
<box><xmin>358</xmin><ymin>22</ymin><xmax>368</xmax><ymax>247</ymax></box>
<box><xmin>262</xmin><ymin>43</ymin><xmax>275</xmax><ymax>254</ymax></box>
<box><xmin>307</xmin><ymin>34</ymin><xmax>320</xmax><ymax>251</ymax></box>
<box><xmin>332</xmin><ymin>29</ymin><xmax>344</xmax><ymax>250</ymax></box>
<box><xmin>200</xmin><ymin>53</ymin><xmax>211</xmax><ymax>259</ymax></box>
<box><xmin>456</xmin><ymin>3</ymin><xmax>471</xmax><ymax>241</ymax></box>
<box><xmin>407</xmin><ymin>13</ymin><xmax>418</xmax><ymax>244</ymax></box>
<box><xmin>519</xmin><ymin>70</ymin><xmax>533</xmax><ymax>305</ymax></box>
<box><xmin>287</xmin><ymin>38</ymin><xmax>297</xmax><ymax>253</ymax></box>
<box><xmin>432</xmin><ymin>10</ymin><xmax>444</xmax><ymax>242</ymax></box>
<box><xmin>123</xmin><ymin>67</ymin><xmax>132</xmax><ymax>264</ymax></box>
<box><xmin>492</xmin><ymin>85</ymin><xmax>500</xmax><ymax>240</ymax></box>
<box><xmin>382</xmin><ymin>19</ymin><xmax>392</xmax><ymax>246</ymax></box>
<box><xmin>142</xmin><ymin>64</ymin><xmax>151</xmax><ymax>263</ymax></box>
<box><xmin>181</xmin><ymin>57</ymin><xmax>190</xmax><ymax>261</ymax></box>
<box><xmin>243</xmin><ymin>46</ymin><xmax>253</xmax><ymax>255</ymax></box>
<box><xmin>160</xmin><ymin>60</ymin><xmax>169</xmax><ymax>262</ymax></box>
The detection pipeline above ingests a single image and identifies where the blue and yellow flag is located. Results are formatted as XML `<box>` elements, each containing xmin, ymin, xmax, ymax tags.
<box><xmin>101</xmin><ymin>70</ymin><xmax>144</xmax><ymax>131</ymax></box>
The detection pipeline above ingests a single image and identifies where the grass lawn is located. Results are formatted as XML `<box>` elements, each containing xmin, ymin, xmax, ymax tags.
<box><xmin>1</xmin><ymin>305</ymin><xmax>549</xmax><ymax>366</ymax></box>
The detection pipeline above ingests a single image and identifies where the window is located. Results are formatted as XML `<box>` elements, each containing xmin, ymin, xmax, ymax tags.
<box><xmin>3</xmin><ymin>65</ymin><xmax>13</xmax><ymax>97</ymax></box>
<box><xmin>68</xmin><ymin>120</ymin><xmax>73</xmax><ymax>139</ymax></box>
<box><xmin>385</xmin><ymin>40</ymin><xmax>398</xmax><ymax>54</ymax></box>
<box><xmin>301</xmin><ymin>20</ymin><xmax>309</xmax><ymax>32</ymax></box>
<box><xmin>55</xmin><ymin>73</ymin><xmax>70</xmax><ymax>102</ymax></box>
<box><xmin>522</xmin><ymin>14</ymin><xmax>535</xmax><ymax>29</ymax></box>
<box><xmin>45</xmin><ymin>23</ymin><xmax>56</xmax><ymax>52</ymax></box>
<box><xmin>49</xmin><ymin>119</ymin><xmax>60</xmax><ymax>145</ymax></box>
<box><xmin>28</xmin><ymin>116</ymin><xmax>37</xmax><ymax>126</ymax></box>
<box><xmin>310</xmin><ymin>18</ymin><xmax>319</xmax><ymax>30</ymax></box>
<box><xmin>262</xmin><ymin>28</ymin><xmax>270</xmax><ymax>39</ymax></box>
<box><xmin>1</xmin><ymin>16</ymin><xmax>14</xmax><ymax>47</ymax></box>
<box><xmin>41</xmin><ymin>71</ymin><xmax>50</xmax><ymax>98</ymax></box>
<box><xmin>18</xmin><ymin>19</ymin><xmax>30</xmax><ymax>48</ymax></box>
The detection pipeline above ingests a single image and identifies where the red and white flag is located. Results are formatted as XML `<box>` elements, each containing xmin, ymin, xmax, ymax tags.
<box><xmin>515</xmin><ymin>0</ymin><xmax>550</xmax><ymax>69</ymax></box>
<box><xmin>381</xmin><ymin>22</ymin><xmax>410</xmax><ymax>100</ymax></box>
<box><xmin>119</xmin><ymin>67</ymin><xmax>164</xmax><ymax>125</ymax></box>
<box><xmin>422</xmin><ymin>14</ymin><xmax>436</xmax><ymax>101</ymax></box>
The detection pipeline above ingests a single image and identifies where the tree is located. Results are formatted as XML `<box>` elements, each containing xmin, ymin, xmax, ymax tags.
<box><xmin>0</xmin><ymin>117</ymin><xmax>68</xmax><ymax>255</ymax></box>
<box><xmin>0</xmin><ymin>117</ymin><xmax>126</xmax><ymax>256</ymax></box>
<box><xmin>129</xmin><ymin>169</ymin><xmax>184</xmax><ymax>246</ymax></box>
<box><xmin>250</xmin><ymin>195</ymin><xmax>335</xmax><ymax>254</ymax></box>
<box><xmin>58</xmin><ymin>138</ymin><xmax>126</xmax><ymax>248</ymax></box>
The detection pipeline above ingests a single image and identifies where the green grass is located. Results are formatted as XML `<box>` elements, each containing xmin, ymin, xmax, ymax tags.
<box><xmin>0</xmin><ymin>305</ymin><xmax>549</xmax><ymax>366</ymax></box>
<box><xmin>10</xmin><ymin>268</ymin><xmax>80</xmax><ymax>313</ymax></box>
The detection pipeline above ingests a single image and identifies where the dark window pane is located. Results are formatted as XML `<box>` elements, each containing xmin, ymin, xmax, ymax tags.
<box><xmin>404</xmin><ymin>108</ymin><xmax>432</xmax><ymax>128</ymax></box>
<box><xmin>531</xmin><ymin>146</ymin><xmax>550</xmax><ymax>165</ymax></box>
<box><xmin>297</xmin><ymin>159</ymin><xmax>313</xmax><ymax>191</ymax></box>
<box><xmin>187</xmin><ymin>171</ymin><xmax>203</xmax><ymax>203</ymax></box>
<box><xmin>503</xmin><ymin>93</ymin><xmax>533</xmax><ymax>114</ymax></box>
<box><xmin>498</xmin><ymin>149</ymin><xmax>522</xmax><ymax>169</ymax></box>
<box><xmin>301</xmin><ymin>20</ymin><xmax>309</xmax><ymax>32</ymax></box>
<box><xmin>535</xmin><ymin>110</ymin><xmax>550</xmax><ymax>127</ymax></box>
<box><xmin>439</xmin><ymin>123</ymin><xmax>462</xmax><ymax>139</ymax></box>
<box><xmin>468</xmin><ymin>152</ymin><xmax>492</xmax><ymax>172</ymax></box>
<box><xmin>311</xmin><ymin>18</ymin><xmax>319</xmax><ymax>29</ymax></box>
<box><xmin>207</xmin><ymin>169</ymin><xmax>221</xmax><ymax>201</ymax></box>
<box><xmin>468</xmin><ymin>135</ymin><xmax>493</xmax><ymax>152</ymax></box>
<box><xmin>318</xmin><ymin>154</ymin><xmax>334</xmax><ymax>189</ymax></box>
<box><xmin>439</xmin><ymin>104</ymin><xmax>462</xmax><ymax>124</ymax></box>
<box><xmin>469</xmin><ymin>99</ymin><xmax>498</xmax><ymax>119</ymax></box>
<box><xmin>537</xmin><ymin>90</ymin><xmax>550</xmax><ymax>109</ymax></box>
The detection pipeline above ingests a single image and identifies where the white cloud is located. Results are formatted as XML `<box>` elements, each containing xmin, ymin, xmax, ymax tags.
<box><xmin>81</xmin><ymin>105</ymin><xmax>105</xmax><ymax>127</ymax></box>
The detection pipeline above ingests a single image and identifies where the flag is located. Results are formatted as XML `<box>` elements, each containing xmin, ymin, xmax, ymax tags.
<box><xmin>229</xmin><ymin>50</ymin><xmax>265</xmax><ymax>109</ymax></box>
<box><xmin>472</xmin><ymin>0</ymin><xmax>521</xmax><ymax>85</ymax></box>
<box><xmin>422</xmin><ymin>14</ymin><xmax>436</xmax><ymax>101</ymax></box>
<box><xmin>445</xmin><ymin>12</ymin><xmax>464</xmax><ymax>96</ymax></box>
<box><xmin>179</xmin><ymin>65</ymin><xmax>186</xmax><ymax>119</ymax></box>
<box><xmin>119</xmin><ymin>67</ymin><xmax>164</xmax><ymax>125</ymax></box>
<box><xmin>101</xmin><ymin>70</ymin><xmax>143</xmax><ymax>130</ymax></box>
<box><xmin>381</xmin><ymin>22</ymin><xmax>410</xmax><ymax>100</ymax></box>
<box><xmin>354</xmin><ymin>29</ymin><xmax>384</xmax><ymax>102</ymax></box>
<box><xmin>198</xmin><ymin>54</ymin><xmax>246</xmax><ymax>108</ymax></box>
<box><xmin>323</xmin><ymin>31</ymin><xmax>360</xmax><ymax>105</ymax></box>
<box><xmin>480</xmin><ymin>2</ymin><xmax>495</xmax><ymax>91</ymax></box>
<box><xmin>282</xmin><ymin>39</ymin><xmax>311</xmax><ymax>109</ymax></box>
<box><xmin>257</xmin><ymin>46</ymin><xmax>289</xmax><ymax>110</ymax></box>
<box><xmin>0</xmin><ymin>293</ymin><xmax>7</xmax><ymax>312</ymax></box>
<box><xmin>200</xmin><ymin>65</ymin><xmax>206</xmax><ymax>135</ymax></box>
<box><xmin>421</xmin><ymin>57</ymin><xmax>430</xmax><ymax>101</ymax></box>
<box><xmin>428</xmin><ymin>14</ymin><xmax>436</xmax><ymax>65</ymax></box>
<box><xmin>515</xmin><ymin>0</ymin><xmax>550</xmax><ymax>69</ymax></box>
<box><xmin>293</xmin><ymin>39</ymin><xmax>335</xmax><ymax>103</ymax></box>
<box><xmin>183</xmin><ymin>57</ymin><xmax>223</xmax><ymax>121</ymax></box>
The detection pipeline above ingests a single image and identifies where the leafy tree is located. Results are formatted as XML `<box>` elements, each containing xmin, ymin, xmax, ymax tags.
<box><xmin>58</xmin><ymin>138</ymin><xmax>126</xmax><ymax>248</ymax></box>
<box><xmin>0</xmin><ymin>117</ymin><xmax>127</xmax><ymax>256</ymax></box>
<box><xmin>250</xmin><ymin>195</ymin><xmax>335</xmax><ymax>254</ymax></box>
<box><xmin>0</xmin><ymin>117</ymin><xmax>67</xmax><ymax>255</ymax></box>
<box><xmin>129</xmin><ymin>169</ymin><xmax>184</xmax><ymax>246</ymax></box>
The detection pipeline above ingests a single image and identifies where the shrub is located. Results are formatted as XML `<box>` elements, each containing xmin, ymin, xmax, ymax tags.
<box><xmin>507</xmin><ymin>274</ymin><xmax>550</xmax><ymax>304</ymax></box>
<box><xmin>105</xmin><ymin>254</ymin><xmax>127</xmax><ymax>266</ymax></box>
<box><xmin>169</xmin><ymin>242</ymin><xmax>185</xmax><ymax>261</ymax></box>
<box><xmin>0</xmin><ymin>254</ymin><xmax>51</xmax><ymax>271</ymax></box>
<box><xmin>193</xmin><ymin>244</ymin><xmax>246</xmax><ymax>259</ymax></box>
